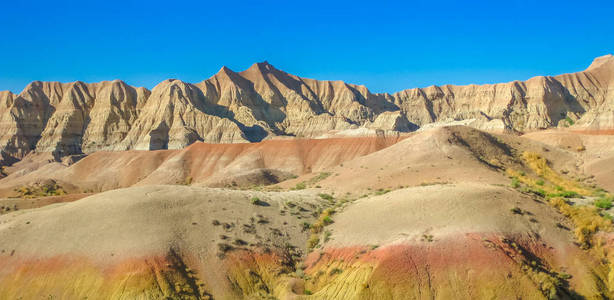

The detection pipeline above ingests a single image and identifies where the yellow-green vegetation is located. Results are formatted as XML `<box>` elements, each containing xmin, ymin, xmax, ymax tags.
<box><xmin>307</xmin><ymin>172</ymin><xmax>331</xmax><ymax>185</ymax></box>
<box><xmin>305</xmin><ymin>193</ymin><xmax>358</xmax><ymax>249</ymax></box>
<box><xmin>419</xmin><ymin>181</ymin><xmax>450</xmax><ymax>186</ymax></box>
<box><xmin>292</xmin><ymin>172</ymin><xmax>332</xmax><ymax>191</ymax></box>
<box><xmin>548</xmin><ymin>197</ymin><xmax>610</xmax><ymax>248</ymax></box>
<box><xmin>250</xmin><ymin>196</ymin><xmax>268</xmax><ymax>206</ymax></box>
<box><xmin>14</xmin><ymin>183</ymin><xmax>65</xmax><ymax>198</ymax></box>
<box><xmin>498</xmin><ymin>238</ymin><xmax>574</xmax><ymax>299</ymax></box>
<box><xmin>508</xmin><ymin>152</ymin><xmax>612</xmax><ymax>248</ymax></box>
<box><xmin>513</xmin><ymin>152</ymin><xmax>593</xmax><ymax>196</ymax></box>
<box><xmin>308</xmin><ymin>208</ymin><xmax>336</xmax><ymax>249</ymax></box>
<box><xmin>509</xmin><ymin>151</ymin><xmax>614</xmax><ymax>294</ymax></box>
<box><xmin>374</xmin><ymin>188</ymin><xmax>391</xmax><ymax>195</ymax></box>
<box><xmin>595</xmin><ymin>195</ymin><xmax>614</xmax><ymax>210</ymax></box>
<box><xmin>318</xmin><ymin>193</ymin><xmax>334</xmax><ymax>201</ymax></box>
<box><xmin>292</xmin><ymin>182</ymin><xmax>307</xmax><ymax>190</ymax></box>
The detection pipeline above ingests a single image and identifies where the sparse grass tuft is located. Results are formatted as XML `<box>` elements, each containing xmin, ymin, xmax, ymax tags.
<box><xmin>510</xmin><ymin>207</ymin><xmax>523</xmax><ymax>215</ymax></box>
<box><xmin>548</xmin><ymin>197</ymin><xmax>611</xmax><ymax>248</ymax></box>
<box><xmin>307</xmin><ymin>208</ymin><xmax>336</xmax><ymax>249</ymax></box>
<box><xmin>307</xmin><ymin>234</ymin><xmax>320</xmax><ymax>249</ymax></box>
<box><xmin>508</xmin><ymin>152</ymin><xmax>613</xmax><ymax>251</ymax></box>
<box><xmin>318</xmin><ymin>193</ymin><xmax>334</xmax><ymax>201</ymax></box>
<box><xmin>323</xmin><ymin>230</ymin><xmax>332</xmax><ymax>242</ymax></box>
<box><xmin>511</xmin><ymin>177</ymin><xmax>521</xmax><ymax>188</ymax></box>
<box><xmin>595</xmin><ymin>196</ymin><xmax>614</xmax><ymax>210</ymax></box>
<box><xmin>374</xmin><ymin>188</ymin><xmax>391</xmax><ymax>195</ymax></box>
<box><xmin>293</xmin><ymin>182</ymin><xmax>306</xmax><ymax>190</ymax></box>
<box><xmin>250</xmin><ymin>197</ymin><xmax>267</xmax><ymax>206</ymax></box>
<box><xmin>15</xmin><ymin>183</ymin><xmax>65</xmax><ymax>198</ymax></box>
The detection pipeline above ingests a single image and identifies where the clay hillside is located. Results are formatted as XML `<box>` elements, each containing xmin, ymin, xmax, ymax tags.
<box><xmin>1</xmin><ymin>56</ymin><xmax>614</xmax><ymax>300</ymax></box>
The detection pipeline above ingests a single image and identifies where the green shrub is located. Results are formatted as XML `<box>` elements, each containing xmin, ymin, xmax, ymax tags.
<box><xmin>559</xmin><ymin>191</ymin><xmax>580</xmax><ymax>198</ymax></box>
<box><xmin>557</xmin><ymin>272</ymin><xmax>572</xmax><ymax>280</ymax></box>
<box><xmin>307</xmin><ymin>234</ymin><xmax>320</xmax><ymax>249</ymax></box>
<box><xmin>374</xmin><ymin>188</ymin><xmax>391</xmax><ymax>195</ymax></box>
<box><xmin>323</xmin><ymin>230</ymin><xmax>332</xmax><ymax>242</ymax></box>
<box><xmin>536</xmin><ymin>179</ymin><xmax>544</xmax><ymax>186</ymax></box>
<box><xmin>595</xmin><ymin>197</ymin><xmax>613</xmax><ymax>210</ymax></box>
<box><xmin>250</xmin><ymin>197</ymin><xmax>268</xmax><ymax>206</ymax></box>
<box><xmin>329</xmin><ymin>268</ymin><xmax>343</xmax><ymax>275</ymax></box>
<box><xmin>318</xmin><ymin>193</ymin><xmax>334</xmax><ymax>201</ymax></box>
<box><xmin>511</xmin><ymin>177</ymin><xmax>521</xmax><ymax>188</ymax></box>
<box><xmin>530</xmin><ymin>188</ymin><xmax>546</xmax><ymax>197</ymax></box>
<box><xmin>548</xmin><ymin>190</ymin><xmax>580</xmax><ymax>199</ymax></box>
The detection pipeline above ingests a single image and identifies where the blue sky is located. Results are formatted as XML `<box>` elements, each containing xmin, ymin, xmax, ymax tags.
<box><xmin>1</xmin><ymin>0</ymin><xmax>613</xmax><ymax>94</ymax></box>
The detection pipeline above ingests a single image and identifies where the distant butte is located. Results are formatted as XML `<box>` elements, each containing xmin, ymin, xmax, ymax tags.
<box><xmin>0</xmin><ymin>55</ymin><xmax>612</xmax><ymax>163</ymax></box>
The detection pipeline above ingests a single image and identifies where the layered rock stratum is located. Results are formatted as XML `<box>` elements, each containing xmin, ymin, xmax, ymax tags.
<box><xmin>3</xmin><ymin>125</ymin><xmax>614</xmax><ymax>299</ymax></box>
<box><xmin>0</xmin><ymin>55</ymin><xmax>613</xmax><ymax>163</ymax></box>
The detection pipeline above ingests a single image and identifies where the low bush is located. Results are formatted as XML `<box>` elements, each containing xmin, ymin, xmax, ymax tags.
<box><xmin>250</xmin><ymin>197</ymin><xmax>268</xmax><ymax>206</ymax></box>
<box><xmin>511</xmin><ymin>207</ymin><xmax>523</xmax><ymax>215</ymax></box>
<box><xmin>318</xmin><ymin>193</ymin><xmax>334</xmax><ymax>201</ymax></box>
<box><xmin>595</xmin><ymin>197</ymin><xmax>613</xmax><ymax>210</ymax></box>
<box><xmin>511</xmin><ymin>177</ymin><xmax>521</xmax><ymax>188</ymax></box>
<box><xmin>374</xmin><ymin>188</ymin><xmax>391</xmax><ymax>195</ymax></box>
<box><xmin>293</xmin><ymin>182</ymin><xmax>306</xmax><ymax>190</ymax></box>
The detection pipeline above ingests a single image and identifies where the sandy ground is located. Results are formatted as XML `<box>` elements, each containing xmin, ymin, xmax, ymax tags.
<box><xmin>279</xmin><ymin>126</ymin><xmax>580</xmax><ymax>195</ymax></box>
<box><xmin>0</xmin><ymin>185</ymin><xmax>326</xmax><ymax>259</ymax></box>
<box><xmin>0</xmin><ymin>193</ymin><xmax>92</xmax><ymax>215</ymax></box>
<box><xmin>523</xmin><ymin>129</ymin><xmax>614</xmax><ymax>191</ymax></box>
<box><xmin>326</xmin><ymin>183</ymin><xmax>572</xmax><ymax>248</ymax></box>
<box><xmin>1</xmin><ymin>125</ymin><xmax>613</xmax><ymax>298</ymax></box>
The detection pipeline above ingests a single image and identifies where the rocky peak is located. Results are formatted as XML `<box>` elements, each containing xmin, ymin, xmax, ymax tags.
<box><xmin>587</xmin><ymin>54</ymin><xmax>614</xmax><ymax>71</ymax></box>
<box><xmin>0</xmin><ymin>55</ymin><xmax>613</xmax><ymax>163</ymax></box>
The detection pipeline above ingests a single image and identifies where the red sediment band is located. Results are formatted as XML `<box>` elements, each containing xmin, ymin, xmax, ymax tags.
<box><xmin>0</xmin><ymin>254</ymin><xmax>174</xmax><ymax>280</ymax></box>
<box><xmin>570</xmin><ymin>129</ymin><xmax>614</xmax><ymax>135</ymax></box>
<box><xmin>304</xmin><ymin>232</ymin><xmax>583</xmax><ymax>284</ymax></box>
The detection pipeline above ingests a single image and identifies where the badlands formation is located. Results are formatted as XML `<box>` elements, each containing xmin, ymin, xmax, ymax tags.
<box><xmin>0</xmin><ymin>55</ymin><xmax>614</xmax><ymax>299</ymax></box>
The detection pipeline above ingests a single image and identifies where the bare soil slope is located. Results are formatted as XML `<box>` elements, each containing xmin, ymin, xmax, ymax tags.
<box><xmin>0</xmin><ymin>185</ymin><xmax>329</xmax><ymax>299</ymax></box>
<box><xmin>2</xmin><ymin>126</ymin><xmax>614</xmax><ymax>299</ymax></box>
<box><xmin>0</xmin><ymin>135</ymin><xmax>404</xmax><ymax>197</ymax></box>
<box><xmin>306</xmin><ymin>183</ymin><xmax>603</xmax><ymax>299</ymax></box>
<box><xmin>280</xmin><ymin>126</ymin><xmax>579</xmax><ymax>194</ymax></box>
<box><xmin>523</xmin><ymin>129</ymin><xmax>614</xmax><ymax>191</ymax></box>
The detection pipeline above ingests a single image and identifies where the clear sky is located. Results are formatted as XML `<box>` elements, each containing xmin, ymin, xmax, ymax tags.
<box><xmin>1</xmin><ymin>0</ymin><xmax>613</xmax><ymax>94</ymax></box>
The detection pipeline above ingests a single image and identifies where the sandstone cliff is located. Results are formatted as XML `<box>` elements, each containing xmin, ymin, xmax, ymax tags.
<box><xmin>0</xmin><ymin>55</ymin><xmax>612</xmax><ymax>161</ymax></box>
<box><xmin>391</xmin><ymin>54</ymin><xmax>614</xmax><ymax>132</ymax></box>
